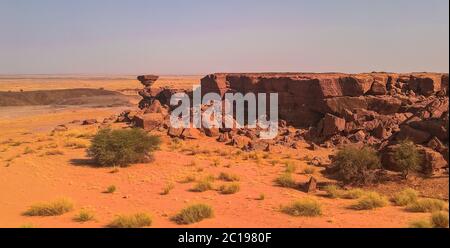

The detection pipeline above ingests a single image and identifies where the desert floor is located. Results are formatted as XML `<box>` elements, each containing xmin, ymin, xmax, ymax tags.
<box><xmin>0</xmin><ymin>76</ymin><xmax>447</xmax><ymax>228</ymax></box>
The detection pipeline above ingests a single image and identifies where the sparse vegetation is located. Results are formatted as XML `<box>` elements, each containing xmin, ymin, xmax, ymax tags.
<box><xmin>284</xmin><ymin>161</ymin><xmax>297</xmax><ymax>173</ymax></box>
<box><xmin>351</xmin><ymin>192</ymin><xmax>388</xmax><ymax>210</ymax></box>
<box><xmin>192</xmin><ymin>178</ymin><xmax>214</xmax><ymax>192</ymax></box>
<box><xmin>161</xmin><ymin>183</ymin><xmax>175</xmax><ymax>195</ymax></box>
<box><xmin>323</xmin><ymin>185</ymin><xmax>366</xmax><ymax>199</ymax></box>
<box><xmin>392</xmin><ymin>140</ymin><xmax>423</xmax><ymax>179</ymax></box>
<box><xmin>64</xmin><ymin>138</ymin><xmax>89</xmax><ymax>149</ymax></box>
<box><xmin>45</xmin><ymin>149</ymin><xmax>64</xmax><ymax>156</ymax></box>
<box><xmin>172</xmin><ymin>204</ymin><xmax>213</xmax><ymax>224</ymax></box>
<box><xmin>104</xmin><ymin>185</ymin><xmax>117</xmax><ymax>194</ymax></box>
<box><xmin>218</xmin><ymin>172</ymin><xmax>240</xmax><ymax>182</ymax></box>
<box><xmin>303</xmin><ymin>166</ymin><xmax>316</xmax><ymax>175</ymax></box>
<box><xmin>406</xmin><ymin>199</ymin><xmax>448</xmax><ymax>213</ymax></box>
<box><xmin>409</xmin><ymin>220</ymin><xmax>432</xmax><ymax>228</ymax></box>
<box><xmin>219</xmin><ymin>183</ymin><xmax>240</xmax><ymax>194</ymax></box>
<box><xmin>392</xmin><ymin>188</ymin><xmax>419</xmax><ymax>206</ymax></box>
<box><xmin>257</xmin><ymin>193</ymin><xmax>266</xmax><ymax>201</ymax></box>
<box><xmin>275</xmin><ymin>173</ymin><xmax>297</xmax><ymax>188</ymax></box>
<box><xmin>323</xmin><ymin>185</ymin><xmax>343</xmax><ymax>199</ymax></box>
<box><xmin>430</xmin><ymin>211</ymin><xmax>449</xmax><ymax>228</ymax></box>
<box><xmin>108</xmin><ymin>213</ymin><xmax>152</xmax><ymax>228</ymax></box>
<box><xmin>24</xmin><ymin>198</ymin><xmax>74</xmax><ymax>216</ymax></box>
<box><xmin>180</xmin><ymin>175</ymin><xmax>196</xmax><ymax>184</ymax></box>
<box><xmin>282</xmin><ymin>198</ymin><xmax>322</xmax><ymax>217</ymax></box>
<box><xmin>23</xmin><ymin>147</ymin><xmax>34</xmax><ymax>154</ymax></box>
<box><xmin>332</xmin><ymin>146</ymin><xmax>381</xmax><ymax>185</ymax></box>
<box><xmin>74</xmin><ymin>209</ymin><xmax>95</xmax><ymax>222</ymax></box>
<box><xmin>88</xmin><ymin>128</ymin><xmax>161</xmax><ymax>167</ymax></box>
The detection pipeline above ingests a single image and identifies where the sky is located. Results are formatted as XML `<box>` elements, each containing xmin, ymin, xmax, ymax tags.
<box><xmin>0</xmin><ymin>0</ymin><xmax>448</xmax><ymax>74</ymax></box>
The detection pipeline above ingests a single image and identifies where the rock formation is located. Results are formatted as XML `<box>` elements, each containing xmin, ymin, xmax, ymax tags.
<box><xmin>130</xmin><ymin>72</ymin><xmax>449</xmax><ymax>176</ymax></box>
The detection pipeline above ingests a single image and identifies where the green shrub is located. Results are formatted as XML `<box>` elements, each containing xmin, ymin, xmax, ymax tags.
<box><xmin>352</xmin><ymin>192</ymin><xmax>388</xmax><ymax>210</ymax></box>
<box><xmin>406</xmin><ymin>199</ymin><xmax>448</xmax><ymax>213</ymax></box>
<box><xmin>392</xmin><ymin>140</ymin><xmax>423</xmax><ymax>179</ymax></box>
<box><xmin>275</xmin><ymin>173</ymin><xmax>297</xmax><ymax>188</ymax></box>
<box><xmin>88</xmin><ymin>128</ymin><xmax>161</xmax><ymax>166</ymax></box>
<box><xmin>219</xmin><ymin>183</ymin><xmax>240</xmax><ymax>194</ymax></box>
<box><xmin>409</xmin><ymin>220</ymin><xmax>432</xmax><ymax>228</ymax></box>
<box><xmin>218</xmin><ymin>172</ymin><xmax>240</xmax><ymax>182</ymax></box>
<box><xmin>172</xmin><ymin>204</ymin><xmax>214</xmax><ymax>224</ymax></box>
<box><xmin>74</xmin><ymin>209</ymin><xmax>95</xmax><ymax>222</ymax></box>
<box><xmin>332</xmin><ymin>146</ymin><xmax>381</xmax><ymax>185</ymax></box>
<box><xmin>108</xmin><ymin>213</ymin><xmax>152</xmax><ymax>228</ymax></box>
<box><xmin>431</xmin><ymin>211</ymin><xmax>449</xmax><ymax>228</ymax></box>
<box><xmin>282</xmin><ymin>199</ymin><xmax>322</xmax><ymax>217</ymax></box>
<box><xmin>392</xmin><ymin>188</ymin><xmax>419</xmax><ymax>206</ymax></box>
<box><xmin>24</xmin><ymin>198</ymin><xmax>74</xmax><ymax>216</ymax></box>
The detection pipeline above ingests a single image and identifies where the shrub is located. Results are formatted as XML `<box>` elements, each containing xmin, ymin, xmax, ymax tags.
<box><xmin>409</xmin><ymin>220</ymin><xmax>432</xmax><ymax>228</ymax></box>
<box><xmin>323</xmin><ymin>185</ymin><xmax>365</xmax><ymax>199</ymax></box>
<box><xmin>219</xmin><ymin>183</ymin><xmax>240</xmax><ymax>194</ymax></box>
<box><xmin>218</xmin><ymin>172</ymin><xmax>240</xmax><ymax>182</ymax></box>
<box><xmin>333</xmin><ymin>146</ymin><xmax>381</xmax><ymax>185</ymax></box>
<box><xmin>275</xmin><ymin>173</ymin><xmax>297</xmax><ymax>188</ymax></box>
<box><xmin>341</xmin><ymin>188</ymin><xmax>366</xmax><ymax>199</ymax></box>
<box><xmin>108</xmin><ymin>213</ymin><xmax>152</xmax><ymax>228</ymax></box>
<box><xmin>284</xmin><ymin>161</ymin><xmax>297</xmax><ymax>173</ymax></box>
<box><xmin>392</xmin><ymin>140</ymin><xmax>423</xmax><ymax>179</ymax></box>
<box><xmin>392</xmin><ymin>188</ymin><xmax>419</xmax><ymax>206</ymax></box>
<box><xmin>323</xmin><ymin>185</ymin><xmax>343</xmax><ymax>199</ymax></box>
<box><xmin>161</xmin><ymin>183</ymin><xmax>175</xmax><ymax>195</ymax></box>
<box><xmin>180</xmin><ymin>175</ymin><xmax>196</xmax><ymax>184</ymax></box>
<box><xmin>172</xmin><ymin>204</ymin><xmax>214</xmax><ymax>224</ymax></box>
<box><xmin>45</xmin><ymin>150</ymin><xmax>64</xmax><ymax>156</ymax></box>
<box><xmin>24</xmin><ymin>198</ymin><xmax>74</xmax><ymax>216</ymax></box>
<box><xmin>430</xmin><ymin>211</ymin><xmax>449</xmax><ymax>228</ymax></box>
<box><xmin>257</xmin><ymin>193</ymin><xmax>266</xmax><ymax>201</ymax></box>
<box><xmin>282</xmin><ymin>199</ymin><xmax>322</xmax><ymax>217</ymax></box>
<box><xmin>406</xmin><ymin>199</ymin><xmax>448</xmax><ymax>213</ymax></box>
<box><xmin>104</xmin><ymin>185</ymin><xmax>117</xmax><ymax>194</ymax></box>
<box><xmin>23</xmin><ymin>147</ymin><xmax>34</xmax><ymax>154</ymax></box>
<box><xmin>74</xmin><ymin>209</ymin><xmax>95</xmax><ymax>222</ymax></box>
<box><xmin>303</xmin><ymin>167</ymin><xmax>316</xmax><ymax>175</ymax></box>
<box><xmin>192</xmin><ymin>178</ymin><xmax>213</xmax><ymax>192</ymax></box>
<box><xmin>88</xmin><ymin>128</ymin><xmax>161</xmax><ymax>167</ymax></box>
<box><xmin>352</xmin><ymin>192</ymin><xmax>388</xmax><ymax>210</ymax></box>
<box><xmin>64</xmin><ymin>139</ymin><xmax>89</xmax><ymax>149</ymax></box>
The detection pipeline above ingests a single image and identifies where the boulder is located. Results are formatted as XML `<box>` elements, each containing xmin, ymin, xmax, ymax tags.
<box><xmin>82</xmin><ymin>119</ymin><xmax>98</xmax><ymax>125</ymax></box>
<box><xmin>133</xmin><ymin>113</ymin><xmax>164</xmax><ymax>131</ymax></box>
<box><xmin>396</xmin><ymin>125</ymin><xmax>431</xmax><ymax>144</ymax></box>
<box><xmin>168</xmin><ymin>127</ymin><xmax>183</xmax><ymax>138</ymax></box>
<box><xmin>321</xmin><ymin>114</ymin><xmax>346</xmax><ymax>137</ymax></box>
<box><xmin>181</xmin><ymin>128</ymin><xmax>202</xmax><ymax>140</ymax></box>
<box><xmin>419</xmin><ymin>147</ymin><xmax>448</xmax><ymax>175</ymax></box>
<box><xmin>304</xmin><ymin>177</ymin><xmax>317</xmax><ymax>193</ymax></box>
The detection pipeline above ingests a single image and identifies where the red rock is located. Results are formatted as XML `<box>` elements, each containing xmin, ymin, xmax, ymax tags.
<box><xmin>321</xmin><ymin>114</ymin><xmax>346</xmax><ymax>137</ymax></box>
<box><xmin>133</xmin><ymin>113</ymin><xmax>164</xmax><ymax>131</ymax></box>
<box><xmin>181</xmin><ymin>128</ymin><xmax>202</xmax><ymax>140</ymax></box>
<box><xmin>396</xmin><ymin>125</ymin><xmax>431</xmax><ymax>144</ymax></box>
<box><xmin>82</xmin><ymin>119</ymin><xmax>97</xmax><ymax>125</ymax></box>
<box><xmin>419</xmin><ymin>147</ymin><xmax>448</xmax><ymax>175</ymax></box>
<box><xmin>304</xmin><ymin>177</ymin><xmax>317</xmax><ymax>193</ymax></box>
<box><xmin>168</xmin><ymin>127</ymin><xmax>183</xmax><ymax>138</ymax></box>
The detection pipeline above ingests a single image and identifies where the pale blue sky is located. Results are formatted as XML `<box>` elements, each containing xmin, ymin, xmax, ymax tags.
<box><xmin>0</xmin><ymin>0</ymin><xmax>448</xmax><ymax>74</ymax></box>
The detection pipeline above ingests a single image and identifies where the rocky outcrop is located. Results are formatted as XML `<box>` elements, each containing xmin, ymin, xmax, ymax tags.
<box><xmin>200</xmin><ymin>72</ymin><xmax>449</xmax><ymax>175</ymax></box>
<box><xmin>131</xmin><ymin>72</ymin><xmax>448</xmax><ymax>176</ymax></box>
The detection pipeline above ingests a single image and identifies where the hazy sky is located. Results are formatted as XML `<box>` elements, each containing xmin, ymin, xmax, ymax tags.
<box><xmin>0</xmin><ymin>0</ymin><xmax>448</xmax><ymax>74</ymax></box>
